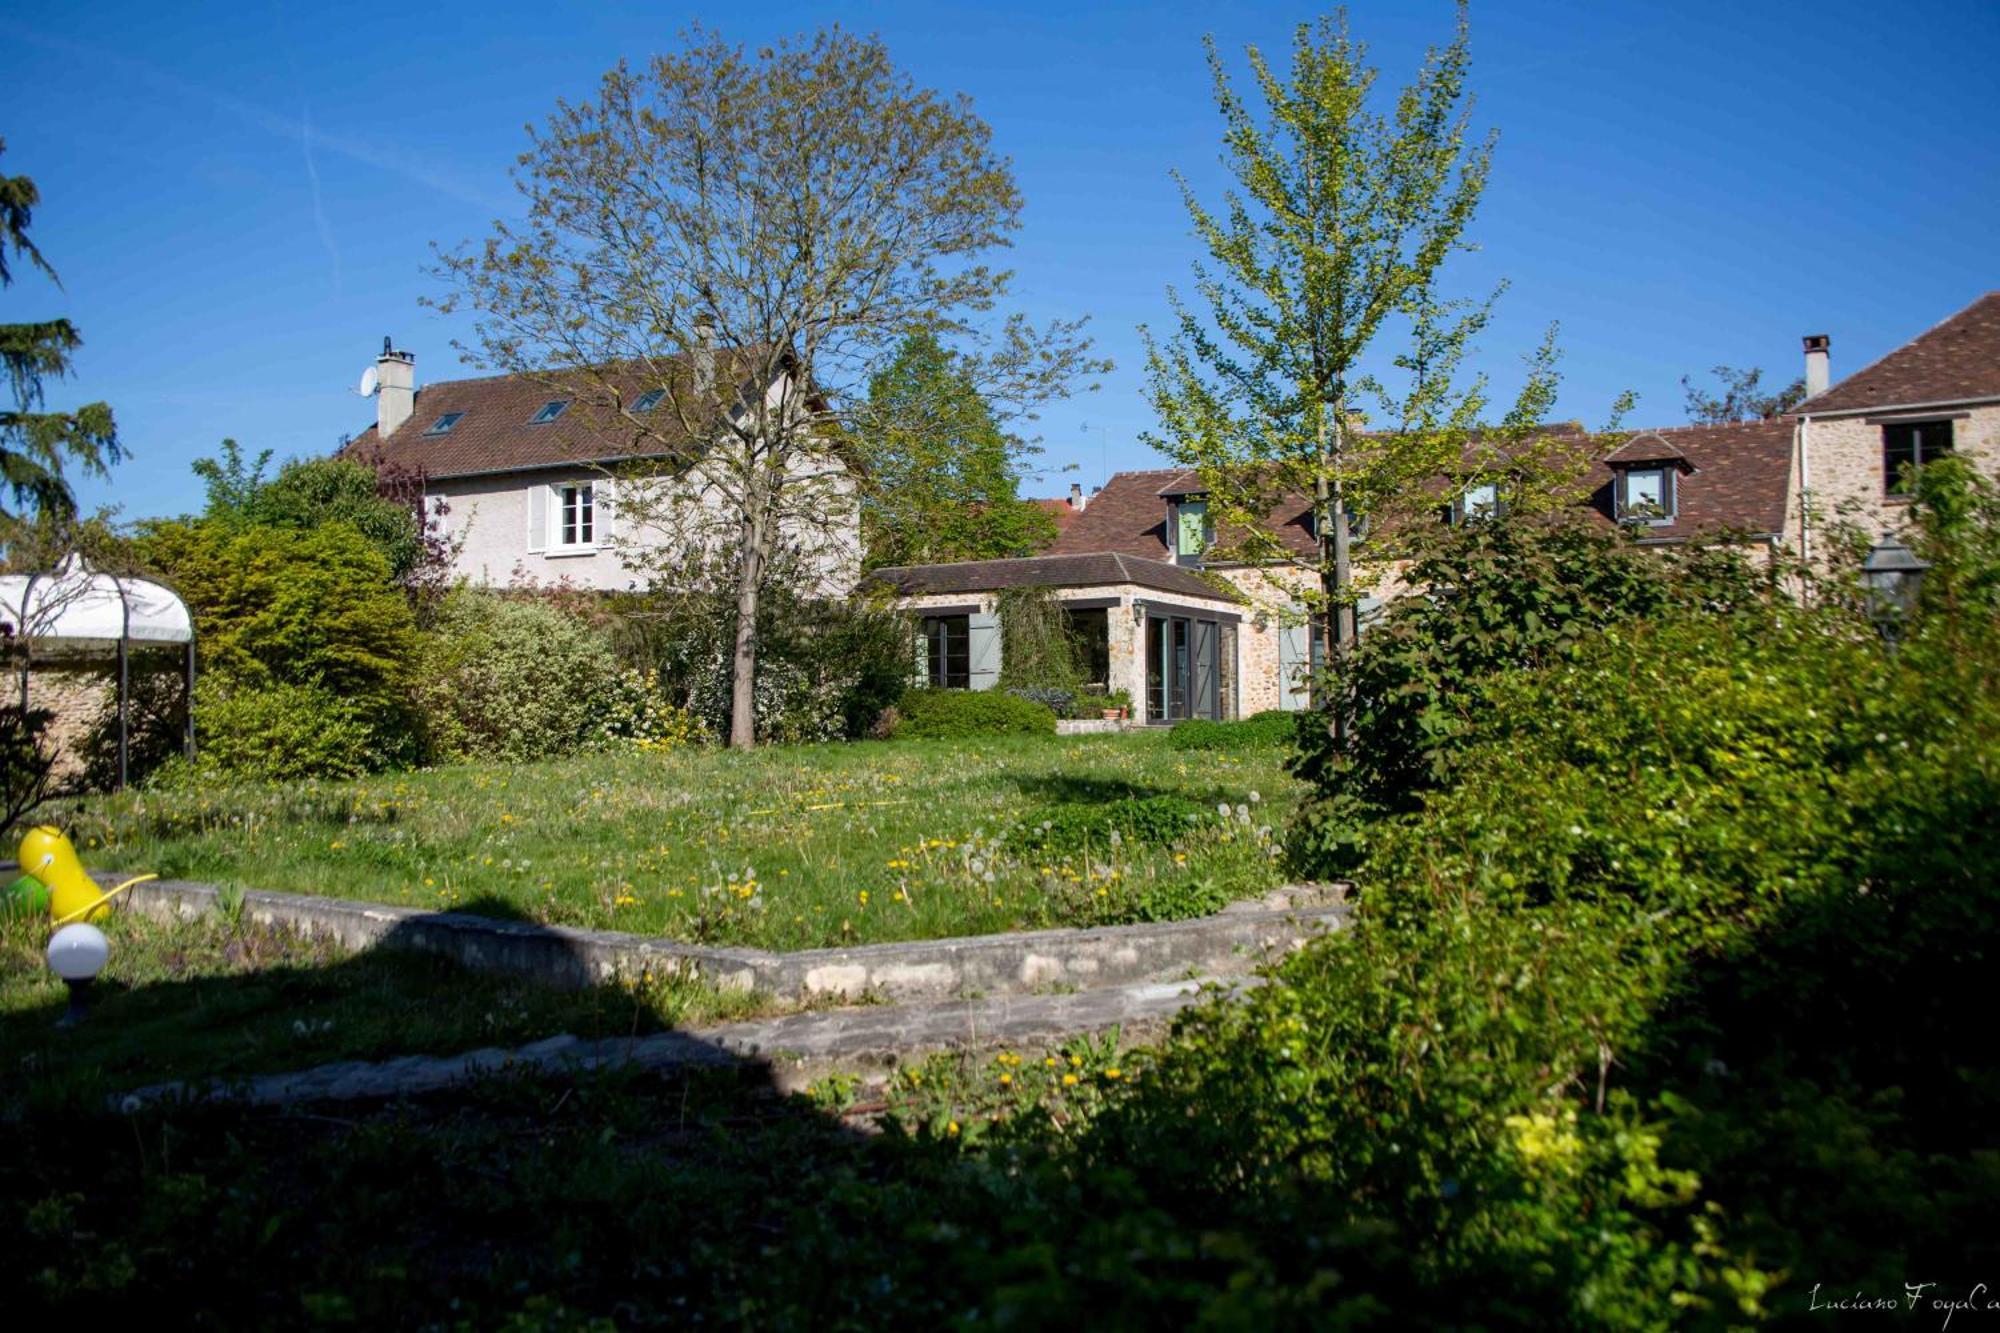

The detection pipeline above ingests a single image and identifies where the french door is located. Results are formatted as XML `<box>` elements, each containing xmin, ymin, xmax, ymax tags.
<box><xmin>1146</xmin><ymin>613</ymin><xmax>1227</xmax><ymax>722</ymax></box>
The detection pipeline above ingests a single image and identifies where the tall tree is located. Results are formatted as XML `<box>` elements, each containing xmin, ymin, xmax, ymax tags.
<box><xmin>433</xmin><ymin>28</ymin><xmax>1102</xmax><ymax>747</ymax></box>
<box><xmin>1681</xmin><ymin>365</ymin><xmax>1805</xmax><ymax>423</ymax></box>
<box><xmin>1143</xmin><ymin>9</ymin><xmax>1559</xmax><ymax>724</ymax></box>
<box><xmin>0</xmin><ymin>138</ymin><xmax>121</xmax><ymax>524</ymax></box>
<box><xmin>859</xmin><ymin>331</ymin><xmax>1057</xmax><ymax>568</ymax></box>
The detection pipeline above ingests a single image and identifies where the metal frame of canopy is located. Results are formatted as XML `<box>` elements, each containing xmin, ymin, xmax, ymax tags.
<box><xmin>0</xmin><ymin>555</ymin><xmax>196</xmax><ymax>790</ymax></box>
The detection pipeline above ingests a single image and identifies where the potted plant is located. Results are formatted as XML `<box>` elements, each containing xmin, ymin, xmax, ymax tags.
<box><xmin>1103</xmin><ymin>689</ymin><xmax>1133</xmax><ymax>722</ymax></box>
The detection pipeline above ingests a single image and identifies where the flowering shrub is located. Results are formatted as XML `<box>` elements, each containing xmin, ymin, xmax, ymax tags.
<box><xmin>595</xmin><ymin>668</ymin><xmax>702</xmax><ymax>753</ymax></box>
<box><xmin>413</xmin><ymin>591</ymin><xmax>630</xmax><ymax>763</ymax></box>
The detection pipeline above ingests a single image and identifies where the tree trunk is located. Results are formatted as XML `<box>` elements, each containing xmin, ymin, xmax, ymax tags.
<box><xmin>729</xmin><ymin>504</ymin><xmax>766</xmax><ymax>750</ymax></box>
<box><xmin>1313</xmin><ymin>408</ymin><xmax>1356</xmax><ymax>746</ymax></box>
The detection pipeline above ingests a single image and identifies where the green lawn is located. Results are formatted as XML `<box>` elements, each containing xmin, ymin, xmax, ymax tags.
<box><xmin>0</xmin><ymin>910</ymin><xmax>776</xmax><ymax>1104</ymax></box>
<box><xmin>61</xmin><ymin>730</ymin><xmax>1300</xmax><ymax>950</ymax></box>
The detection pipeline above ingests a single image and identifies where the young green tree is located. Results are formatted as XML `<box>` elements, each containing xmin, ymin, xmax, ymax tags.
<box><xmin>0</xmin><ymin>138</ymin><xmax>121</xmax><ymax>523</ymax></box>
<box><xmin>1681</xmin><ymin>364</ymin><xmax>1805</xmax><ymax>423</ymax></box>
<box><xmin>859</xmin><ymin>332</ymin><xmax>1058</xmax><ymax>568</ymax></box>
<box><xmin>1143</xmin><ymin>10</ymin><xmax>1560</xmax><ymax>721</ymax></box>
<box><xmin>433</xmin><ymin>28</ymin><xmax>1103</xmax><ymax>747</ymax></box>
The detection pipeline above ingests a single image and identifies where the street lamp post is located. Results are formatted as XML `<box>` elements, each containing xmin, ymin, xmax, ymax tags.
<box><xmin>1860</xmin><ymin>533</ymin><xmax>1931</xmax><ymax>651</ymax></box>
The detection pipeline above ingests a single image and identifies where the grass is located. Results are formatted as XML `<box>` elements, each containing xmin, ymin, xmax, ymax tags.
<box><xmin>59</xmin><ymin>730</ymin><xmax>1301</xmax><ymax>949</ymax></box>
<box><xmin>0</xmin><ymin>909</ymin><xmax>777</xmax><ymax>1104</ymax></box>
<box><xmin>0</xmin><ymin>906</ymin><xmax>1157</xmax><ymax>1326</ymax></box>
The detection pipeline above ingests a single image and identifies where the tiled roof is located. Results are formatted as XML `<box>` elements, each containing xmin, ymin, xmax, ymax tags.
<box><xmin>870</xmin><ymin>551</ymin><xmax>1239</xmax><ymax>602</ymax></box>
<box><xmin>1049</xmin><ymin>468</ymin><xmax>1318</xmax><ymax>561</ymax></box>
<box><xmin>342</xmin><ymin>348</ymin><xmax>778</xmax><ymax>481</ymax></box>
<box><xmin>1050</xmin><ymin>419</ymin><xmax>1794</xmax><ymax>562</ymax></box>
<box><xmin>1604</xmin><ymin>432</ymin><xmax>1694</xmax><ymax>468</ymax></box>
<box><xmin>1578</xmin><ymin>419</ymin><xmax>1793</xmax><ymax>539</ymax></box>
<box><xmin>1029</xmin><ymin>497</ymin><xmax>1082</xmax><ymax>548</ymax></box>
<box><xmin>1796</xmin><ymin>292</ymin><xmax>2000</xmax><ymax>415</ymax></box>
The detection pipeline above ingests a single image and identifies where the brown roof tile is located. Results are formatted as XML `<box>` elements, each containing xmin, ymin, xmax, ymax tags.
<box><xmin>1049</xmin><ymin>468</ymin><xmax>1319</xmax><ymax>562</ymax></box>
<box><xmin>342</xmin><ymin>349</ymin><xmax>778</xmax><ymax>481</ymax></box>
<box><xmin>1797</xmin><ymin>292</ymin><xmax>2000</xmax><ymax>415</ymax></box>
<box><xmin>1583</xmin><ymin>418</ymin><xmax>1793</xmax><ymax>539</ymax></box>
<box><xmin>1029</xmin><ymin>496</ymin><xmax>1082</xmax><ymax>548</ymax></box>
<box><xmin>1051</xmin><ymin>419</ymin><xmax>1792</xmax><ymax>562</ymax></box>
<box><xmin>871</xmin><ymin>551</ymin><xmax>1239</xmax><ymax>602</ymax></box>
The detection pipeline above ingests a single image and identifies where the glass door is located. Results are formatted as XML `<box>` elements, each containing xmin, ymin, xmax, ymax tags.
<box><xmin>1147</xmin><ymin>613</ymin><xmax>1224</xmax><ymax>722</ymax></box>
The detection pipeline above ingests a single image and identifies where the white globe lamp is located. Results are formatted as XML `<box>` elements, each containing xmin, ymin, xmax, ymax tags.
<box><xmin>46</xmin><ymin>922</ymin><xmax>110</xmax><ymax>1027</ymax></box>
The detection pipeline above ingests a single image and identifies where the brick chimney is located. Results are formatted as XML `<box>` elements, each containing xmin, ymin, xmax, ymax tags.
<box><xmin>1069</xmin><ymin>481</ymin><xmax>1086</xmax><ymax>511</ymax></box>
<box><xmin>1802</xmin><ymin>333</ymin><xmax>1830</xmax><ymax>399</ymax></box>
<box><xmin>376</xmin><ymin>336</ymin><xmax>415</xmax><ymax>438</ymax></box>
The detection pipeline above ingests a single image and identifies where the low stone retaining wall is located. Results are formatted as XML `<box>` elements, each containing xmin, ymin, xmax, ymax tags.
<box><xmin>1054</xmin><ymin>718</ymin><xmax>1138</xmax><ymax>736</ymax></box>
<box><xmin>121</xmin><ymin>976</ymin><xmax>1265</xmax><ymax>1110</ymax></box>
<box><xmin>111</xmin><ymin>873</ymin><xmax>1347</xmax><ymax>1003</ymax></box>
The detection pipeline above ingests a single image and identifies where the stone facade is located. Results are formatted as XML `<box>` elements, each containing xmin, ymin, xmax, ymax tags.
<box><xmin>1798</xmin><ymin>403</ymin><xmax>2000</xmax><ymax>554</ymax></box>
<box><xmin>899</xmin><ymin>583</ymin><xmax>1244</xmax><ymax>716</ymax></box>
<box><xmin>18</xmin><ymin>659</ymin><xmax>114</xmax><ymax>781</ymax></box>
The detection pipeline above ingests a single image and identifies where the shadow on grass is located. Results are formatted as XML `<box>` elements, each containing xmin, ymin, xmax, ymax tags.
<box><xmin>1620</xmin><ymin>769</ymin><xmax>2000</xmax><ymax>1318</ymax></box>
<box><xmin>0</xmin><ymin>894</ymin><xmax>1088</xmax><ymax>1326</ymax></box>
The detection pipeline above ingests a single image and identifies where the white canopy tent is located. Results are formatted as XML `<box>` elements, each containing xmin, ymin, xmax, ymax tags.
<box><xmin>0</xmin><ymin>554</ymin><xmax>196</xmax><ymax>787</ymax></box>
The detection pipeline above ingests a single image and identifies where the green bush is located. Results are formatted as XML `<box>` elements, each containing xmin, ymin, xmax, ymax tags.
<box><xmin>413</xmin><ymin>591</ymin><xmax>630</xmax><ymax>763</ymax></box>
<box><xmin>136</xmin><ymin>517</ymin><xmax>421</xmax><ymax>772</ymax></box>
<box><xmin>891</xmin><ymin>688</ymin><xmax>1054</xmax><ymax>739</ymax></box>
<box><xmin>1165</xmin><ymin>710</ymin><xmax>1296</xmax><ymax>751</ymax></box>
<box><xmin>1069</xmin><ymin>486</ymin><xmax>2000</xmax><ymax>1321</ymax></box>
<box><xmin>174</xmin><ymin>677</ymin><xmax>381</xmax><ymax>783</ymax></box>
<box><xmin>1290</xmin><ymin>513</ymin><xmax>1769</xmax><ymax>876</ymax></box>
<box><xmin>628</xmin><ymin>550</ymin><xmax>910</xmax><ymax>743</ymax></box>
<box><xmin>1009</xmin><ymin>794</ymin><xmax>1206</xmax><ymax>854</ymax></box>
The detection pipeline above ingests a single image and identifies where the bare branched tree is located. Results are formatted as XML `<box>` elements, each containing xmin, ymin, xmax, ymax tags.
<box><xmin>432</xmin><ymin>27</ymin><xmax>1105</xmax><ymax>746</ymax></box>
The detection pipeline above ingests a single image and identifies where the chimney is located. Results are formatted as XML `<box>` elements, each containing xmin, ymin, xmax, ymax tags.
<box><xmin>1802</xmin><ymin>333</ymin><xmax>1830</xmax><ymax>399</ymax></box>
<box><xmin>1069</xmin><ymin>482</ymin><xmax>1086</xmax><ymax>511</ymax></box>
<box><xmin>692</xmin><ymin>316</ymin><xmax>716</xmax><ymax>398</ymax></box>
<box><xmin>376</xmin><ymin>336</ymin><xmax>416</xmax><ymax>439</ymax></box>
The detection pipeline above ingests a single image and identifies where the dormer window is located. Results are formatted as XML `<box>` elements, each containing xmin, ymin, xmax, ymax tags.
<box><xmin>632</xmin><ymin>389</ymin><xmax>665</xmax><ymax>414</ymax></box>
<box><xmin>1172</xmin><ymin>498</ymin><xmax>1211</xmax><ymax>564</ymax></box>
<box><xmin>423</xmin><ymin>412</ymin><xmax>464</xmax><ymax>436</ymax></box>
<box><xmin>530</xmin><ymin>399</ymin><xmax>571</xmax><ymax>425</ymax></box>
<box><xmin>1616</xmin><ymin>466</ymin><xmax>1675</xmax><ymax>524</ymax></box>
<box><xmin>1603</xmin><ymin>432</ymin><xmax>1693</xmax><ymax>527</ymax></box>
<box><xmin>1451</xmin><ymin>479</ymin><xmax>1503</xmax><ymax>525</ymax></box>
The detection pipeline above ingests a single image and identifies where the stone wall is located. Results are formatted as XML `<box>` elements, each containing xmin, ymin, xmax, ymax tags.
<box><xmin>1800</xmin><ymin>404</ymin><xmax>2000</xmax><ymax>554</ymax></box>
<box><xmin>19</xmin><ymin>659</ymin><xmax>114</xmax><ymax>781</ymax></box>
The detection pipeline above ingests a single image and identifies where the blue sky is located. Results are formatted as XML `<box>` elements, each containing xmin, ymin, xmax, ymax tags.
<box><xmin>3</xmin><ymin>0</ymin><xmax>1996</xmax><ymax>519</ymax></box>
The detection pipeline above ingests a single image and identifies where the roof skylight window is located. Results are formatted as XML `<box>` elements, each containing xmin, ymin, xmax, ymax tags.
<box><xmin>632</xmin><ymin>389</ymin><xmax>666</xmax><ymax>413</ymax></box>
<box><xmin>530</xmin><ymin>399</ymin><xmax>571</xmax><ymax>424</ymax></box>
<box><xmin>423</xmin><ymin>412</ymin><xmax>465</xmax><ymax>436</ymax></box>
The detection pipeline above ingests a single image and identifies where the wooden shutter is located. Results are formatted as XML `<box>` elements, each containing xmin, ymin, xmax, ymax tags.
<box><xmin>527</xmin><ymin>483</ymin><xmax>548</xmax><ymax>553</ymax></box>
<box><xmin>595</xmin><ymin>478</ymin><xmax>615</xmax><ymax>544</ymax></box>
<box><xmin>967</xmin><ymin>611</ymin><xmax>1001</xmax><ymax>691</ymax></box>
<box><xmin>1279</xmin><ymin>621</ymin><xmax>1309</xmax><ymax>711</ymax></box>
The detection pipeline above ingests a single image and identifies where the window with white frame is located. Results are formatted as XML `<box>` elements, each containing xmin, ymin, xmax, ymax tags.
<box><xmin>557</xmin><ymin>482</ymin><xmax>595</xmax><ymax>547</ymax></box>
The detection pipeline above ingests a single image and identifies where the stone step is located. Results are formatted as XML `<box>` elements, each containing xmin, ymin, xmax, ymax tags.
<box><xmin>109</xmin><ymin>871</ymin><xmax>1346</xmax><ymax>1003</ymax></box>
<box><xmin>118</xmin><ymin>975</ymin><xmax>1259</xmax><ymax>1111</ymax></box>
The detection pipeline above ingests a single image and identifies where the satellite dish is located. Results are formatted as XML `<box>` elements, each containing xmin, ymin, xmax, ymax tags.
<box><xmin>357</xmin><ymin>365</ymin><xmax>380</xmax><ymax>398</ymax></box>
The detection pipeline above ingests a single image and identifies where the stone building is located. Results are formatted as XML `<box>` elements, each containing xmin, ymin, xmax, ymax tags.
<box><xmin>879</xmin><ymin>291</ymin><xmax>2000</xmax><ymax>718</ymax></box>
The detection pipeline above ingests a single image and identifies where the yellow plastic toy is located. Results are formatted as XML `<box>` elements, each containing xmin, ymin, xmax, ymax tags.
<box><xmin>16</xmin><ymin>826</ymin><xmax>157</xmax><ymax>925</ymax></box>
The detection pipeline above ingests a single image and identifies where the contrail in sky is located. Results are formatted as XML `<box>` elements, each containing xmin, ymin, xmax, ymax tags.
<box><xmin>1</xmin><ymin>19</ymin><xmax>517</xmax><ymax>216</ymax></box>
<box><xmin>300</xmin><ymin>104</ymin><xmax>343</xmax><ymax>294</ymax></box>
